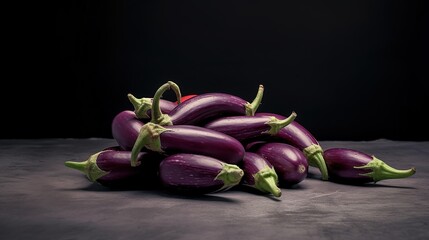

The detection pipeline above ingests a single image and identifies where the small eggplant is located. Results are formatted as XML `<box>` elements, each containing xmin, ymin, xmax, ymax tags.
<box><xmin>323</xmin><ymin>148</ymin><xmax>416</xmax><ymax>184</ymax></box>
<box><xmin>255</xmin><ymin>112</ymin><xmax>328</xmax><ymax>181</ymax></box>
<box><xmin>144</xmin><ymin>81</ymin><xmax>264</xmax><ymax>126</ymax></box>
<box><xmin>251</xmin><ymin>142</ymin><xmax>308</xmax><ymax>187</ymax></box>
<box><xmin>64</xmin><ymin>148</ymin><xmax>164</xmax><ymax>189</ymax></box>
<box><xmin>159</xmin><ymin>153</ymin><xmax>244</xmax><ymax>194</ymax></box>
<box><xmin>111</xmin><ymin>110</ymin><xmax>145</xmax><ymax>150</ymax></box>
<box><xmin>241</xmin><ymin>152</ymin><xmax>281</xmax><ymax>197</ymax></box>
<box><xmin>127</xmin><ymin>81</ymin><xmax>182</xmax><ymax>119</ymax></box>
<box><xmin>130</xmin><ymin>122</ymin><xmax>245</xmax><ymax>167</ymax></box>
<box><xmin>203</xmin><ymin>112</ymin><xmax>296</xmax><ymax>142</ymax></box>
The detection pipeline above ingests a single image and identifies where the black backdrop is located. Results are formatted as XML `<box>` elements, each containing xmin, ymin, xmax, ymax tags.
<box><xmin>4</xmin><ymin>0</ymin><xmax>428</xmax><ymax>140</ymax></box>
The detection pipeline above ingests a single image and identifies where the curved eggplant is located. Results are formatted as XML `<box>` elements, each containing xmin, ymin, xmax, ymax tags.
<box><xmin>323</xmin><ymin>148</ymin><xmax>416</xmax><ymax>184</ymax></box>
<box><xmin>251</xmin><ymin>142</ymin><xmax>308</xmax><ymax>187</ymax></box>
<box><xmin>64</xmin><ymin>148</ymin><xmax>164</xmax><ymax>189</ymax></box>
<box><xmin>241</xmin><ymin>152</ymin><xmax>281</xmax><ymax>197</ymax></box>
<box><xmin>255</xmin><ymin>112</ymin><xmax>328</xmax><ymax>181</ymax></box>
<box><xmin>159</xmin><ymin>153</ymin><xmax>244</xmax><ymax>194</ymax></box>
<box><xmin>111</xmin><ymin>110</ymin><xmax>145</xmax><ymax>150</ymax></box>
<box><xmin>146</xmin><ymin>81</ymin><xmax>264</xmax><ymax>126</ymax></box>
<box><xmin>203</xmin><ymin>112</ymin><xmax>296</xmax><ymax>142</ymax></box>
<box><xmin>130</xmin><ymin>122</ymin><xmax>245</xmax><ymax>167</ymax></box>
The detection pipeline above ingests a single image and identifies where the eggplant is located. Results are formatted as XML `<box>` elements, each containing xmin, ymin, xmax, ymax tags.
<box><xmin>323</xmin><ymin>148</ymin><xmax>416</xmax><ymax>184</ymax></box>
<box><xmin>159</xmin><ymin>153</ymin><xmax>244</xmax><ymax>194</ymax></box>
<box><xmin>251</xmin><ymin>142</ymin><xmax>308</xmax><ymax>187</ymax></box>
<box><xmin>255</xmin><ymin>112</ymin><xmax>328</xmax><ymax>181</ymax></box>
<box><xmin>64</xmin><ymin>148</ymin><xmax>164</xmax><ymax>189</ymax></box>
<box><xmin>111</xmin><ymin>110</ymin><xmax>145</xmax><ymax>150</ymax></box>
<box><xmin>241</xmin><ymin>152</ymin><xmax>281</xmax><ymax>197</ymax></box>
<box><xmin>146</xmin><ymin>81</ymin><xmax>264</xmax><ymax>126</ymax></box>
<box><xmin>130</xmin><ymin>122</ymin><xmax>245</xmax><ymax>167</ymax></box>
<box><xmin>128</xmin><ymin>81</ymin><xmax>182</xmax><ymax>119</ymax></box>
<box><xmin>203</xmin><ymin>112</ymin><xmax>296</xmax><ymax>142</ymax></box>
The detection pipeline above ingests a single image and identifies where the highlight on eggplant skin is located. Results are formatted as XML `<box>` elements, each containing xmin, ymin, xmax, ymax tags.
<box><xmin>159</xmin><ymin>153</ymin><xmax>244</xmax><ymax>194</ymax></box>
<box><xmin>251</xmin><ymin>142</ymin><xmax>309</xmax><ymax>187</ymax></box>
<box><xmin>323</xmin><ymin>148</ymin><xmax>416</xmax><ymax>184</ymax></box>
<box><xmin>64</xmin><ymin>149</ymin><xmax>165</xmax><ymax>189</ymax></box>
<box><xmin>241</xmin><ymin>152</ymin><xmax>281</xmax><ymax>197</ymax></box>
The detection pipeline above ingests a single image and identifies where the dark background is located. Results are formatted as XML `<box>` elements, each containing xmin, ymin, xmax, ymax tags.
<box><xmin>4</xmin><ymin>0</ymin><xmax>428</xmax><ymax>140</ymax></box>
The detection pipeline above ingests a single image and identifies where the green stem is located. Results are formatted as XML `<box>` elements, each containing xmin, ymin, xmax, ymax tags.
<box><xmin>214</xmin><ymin>163</ymin><xmax>244</xmax><ymax>192</ymax></box>
<box><xmin>168</xmin><ymin>81</ymin><xmax>182</xmax><ymax>104</ymax></box>
<box><xmin>253</xmin><ymin>166</ymin><xmax>282</xmax><ymax>197</ymax></box>
<box><xmin>265</xmin><ymin>111</ymin><xmax>297</xmax><ymax>135</ymax></box>
<box><xmin>130</xmin><ymin>122</ymin><xmax>169</xmax><ymax>167</ymax></box>
<box><xmin>151</xmin><ymin>82</ymin><xmax>181</xmax><ymax>125</ymax></box>
<box><xmin>354</xmin><ymin>157</ymin><xmax>416</xmax><ymax>183</ymax></box>
<box><xmin>244</xmin><ymin>84</ymin><xmax>264</xmax><ymax>116</ymax></box>
<box><xmin>303</xmin><ymin>145</ymin><xmax>329</xmax><ymax>181</ymax></box>
<box><xmin>64</xmin><ymin>152</ymin><xmax>108</xmax><ymax>182</ymax></box>
<box><xmin>127</xmin><ymin>93</ymin><xmax>153</xmax><ymax>119</ymax></box>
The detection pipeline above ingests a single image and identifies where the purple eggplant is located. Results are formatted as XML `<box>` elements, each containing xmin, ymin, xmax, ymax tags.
<box><xmin>255</xmin><ymin>112</ymin><xmax>328</xmax><ymax>181</ymax></box>
<box><xmin>241</xmin><ymin>152</ymin><xmax>281</xmax><ymax>197</ymax></box>
<box><xmin>203</xmin><ymin>112</ymin><xmax>296</xmax><ymax>142</ymax></box>
<box><xmin>146</xmin><ymin>81</ymin><xmax>264</xmax><ymax>126</ymax></box>
<box><xmin>159</xmin><ymin>153</ymin><xmax>244</xmax><ymax>194</ymax></box>
<box><xmin>130</xmin><ymin>122</ymin><xmax>245</xmax><ymax>167</ymax></box>
<box><xmin>111</xmin><ymin>110</ymin><xmax>145</xmax><ymax>150</ymax></box>
<box><xmin>251</xmin><ymin>142</ymin><xmax>308</xmax><ymax>187</ymax></box>
<box><xmin>128</xmin><ymin>81</ymin><xmax>182</xmax><ymax>119</ymax></box>
<box><xmin>323</xmin><ymin>148</ymin><xmax>416</xmax><ymax>184</ymax></box>
<box><xmin>64</xmin><ymin>148</ymin><xmax>164</xmax><ymax>189</ymax></box>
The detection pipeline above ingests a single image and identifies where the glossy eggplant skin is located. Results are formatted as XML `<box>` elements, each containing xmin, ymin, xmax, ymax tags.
<box><xmin>159</xmin><ymin>153</ymin><xmax>243</xmax><ymax>194</ymax></box>
<box><xmin>323</xmin><ymin>148</ymin><xmax>416</xmax><ymax>184</ymax></box>
<box><xmin>168</xmin><ymin>93</ymin><xmax>253</xmax><ymax>125</ymax></box>
<box><xmin>255</xmin><ymin>112</ymin><xmax>318</xmax><ymax>149</ymax></box>
<box><xmin>65</xmin><ymin>149</ymin><xmax>164</xmax><ymax>189</ymax></box>
<box><xmin>252</xmin><ymin>142</ymin><xmax>308</xmax><ymax>187</ymax></box>
<box><xmin>111</xmin><ymin>110</ymin><xmax>144</xmax><ymax>150</ymax></box>
<box><xmin>204</xmin><ymin>115</ymin><xmax>277</xmax><ymax>142</ymax></box>
<box><xmin>158</xmin><ymin>125</ymin><xmax>245</xmax><ymax>165</ymax></box>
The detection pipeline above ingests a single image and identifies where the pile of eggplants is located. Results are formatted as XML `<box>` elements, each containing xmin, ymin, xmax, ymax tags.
<box><xmin>65</xmin><ymin>81</ymin><xmax>416</xmax><ymax>198</ymax></box>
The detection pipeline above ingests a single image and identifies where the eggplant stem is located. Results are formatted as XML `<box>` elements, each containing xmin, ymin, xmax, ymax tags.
<box><xmin>64</xmin><ymin>152</ymin><xmax>108</xmax><ymax>182</ymax></box>
<box><xmin>131</xmin><ymin>122</ymin><xmax>169</xmax><ymax>167</ymax></box>
<box><xmin>354</xmin><ymin>157</ymin><xmax>416</xmax><ymax>183</ymax></box>
<box><xmin>265</xmin><ymin>111</ymin><xmax>297</xmax><ymax>135</ymax></box>
<box><xmin>214</xmin><ymin>163</ymin><xmax>244</xmax><ymax>192</ymax></box>
<box><xmin>127</xmin><ymin>93</ymin><xmax>153</xmax><ymax>119</ymax></box>
<box><xmin>303</xmin><ymin>145</ymin><xmax>329</xmax><ymax>181</ymax></box>
<box><xmin>151</xmin><ymin>82</ymin><xmax>181</xmax><ymax>125</ymax></box>
<box><xmin>167</xmin><ymin>81</ymin><xmax>182</xmax><ymax>104</ymax></box>
<box><xmin>253</xmin><ymin>166</ymin><xmax>282</xmax><ymax>197</ymax></box>
<box><xmin>244</xmin><ymin>84</ymin><xmax>264</xmax><ymax>116</ymax></box>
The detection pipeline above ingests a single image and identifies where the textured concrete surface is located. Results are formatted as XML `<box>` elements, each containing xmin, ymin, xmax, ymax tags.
<box><xmin>0</xmin><ymin>139</ymin><xmax>428</xmax><ymax>240</ymax></box>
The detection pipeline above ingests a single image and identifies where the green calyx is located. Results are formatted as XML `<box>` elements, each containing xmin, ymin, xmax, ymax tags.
<box><xmin>265</xmin><ymin>111</ymin><xmax>297</xmax><ymax>135</ymax></box>
<box><xmin>127</xmin><ymin>93</ymin><xmax>153</xmax><ymax>119</ymax></box>
<box><xmin>151</xmin><ymin>81</ymin><xmax>181</xmax><ymax>126</ymax></box>
<box><xmin>244</xmin><ymin>84</ymin><xmax>264</xmax><ymax>116</ymax></box>
<box><xmin>64</xmin><ymin>152</ymin><xmax>109</xmax><ymax>182</ymax></box>
<box><xmin>214</xmin><ymin>163</ymin><xmax>244</xmax><ymax>192</ymax></box>
<box><xmin>303</xmin><ymin>144</ymin><xmax>329</xmax><ymax>181</ymax></box>
<box><xmin>130</xmin><ymin>122</ymin><xmax>170</xmax><ymax>167</ymax></box>
<box><xmin>253</xmin><ymin>166</ymin><xmax>282</xmax><ymax>197</ymax></box>
<box><xmin>354</xmin><ymin>156</ymin><xmax>416</xmax><ymax>183</ymax></box>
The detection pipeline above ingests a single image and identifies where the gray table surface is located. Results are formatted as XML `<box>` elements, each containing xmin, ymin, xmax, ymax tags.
<box><xmin>0</xmin><ymin>138</ymin><xmax>428</xmax><ymax>240</ymax></box>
